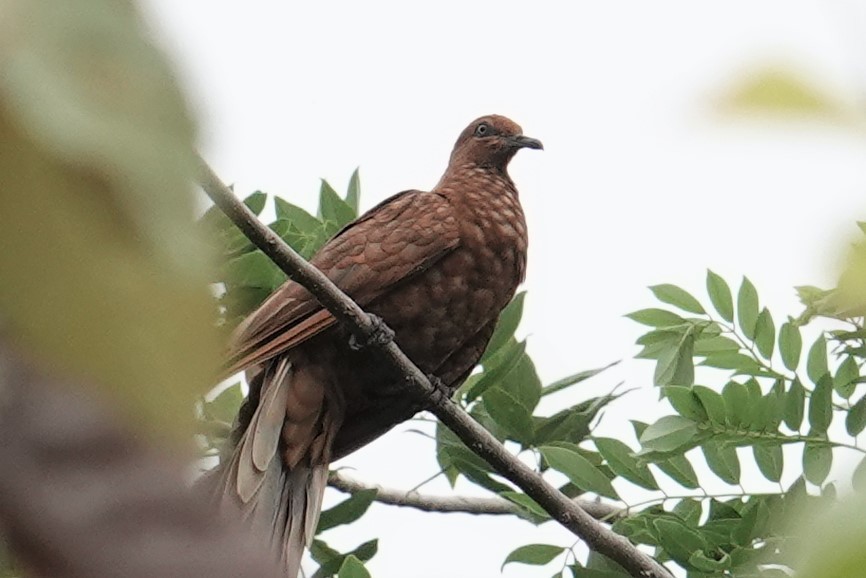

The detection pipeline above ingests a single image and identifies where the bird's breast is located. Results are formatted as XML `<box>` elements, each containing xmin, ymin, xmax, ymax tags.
<box><xmin>367</xmin><ymin>175</ymin><xmax>528</xmax><ymax>371</ymax></box>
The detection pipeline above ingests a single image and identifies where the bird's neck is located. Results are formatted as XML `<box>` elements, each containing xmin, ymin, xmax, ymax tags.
<box><xmin>432</xmin><ymin>162</ymin><xmax>517</xmax><ymax>198</ymax></box>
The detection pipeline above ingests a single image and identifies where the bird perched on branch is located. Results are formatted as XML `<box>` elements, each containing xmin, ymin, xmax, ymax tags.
<box><xmin>211</xmin><ymin>114</ymin><xmax>542</xmax><ymax>576</ymax></box>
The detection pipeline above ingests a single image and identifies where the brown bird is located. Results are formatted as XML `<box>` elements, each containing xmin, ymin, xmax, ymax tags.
<box><xmin>211</xmin><ymin>115</ymin><xmax>541</xmax><ymax>576</ymax></box>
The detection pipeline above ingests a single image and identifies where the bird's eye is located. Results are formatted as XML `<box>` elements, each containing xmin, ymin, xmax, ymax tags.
<box><xmin>474</xmin><ymin>123</ymin><xmax>490</xmax><ymax>137</ymax></box>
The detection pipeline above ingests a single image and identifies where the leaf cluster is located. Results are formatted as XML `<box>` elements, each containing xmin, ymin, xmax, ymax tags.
<box><xmin>201</xmin><ymin>172</ymin><xmax>361</xmax><ymax>328</ymax></box>
<box><xmin>621</xmin><ymin>270</ymin><xmax>866</xmax><ymax>576</ymax></box>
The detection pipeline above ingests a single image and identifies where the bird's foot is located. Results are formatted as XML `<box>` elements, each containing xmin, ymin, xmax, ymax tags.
<box><xmin>425</xmin><ymin>373</ymin><xmax>451</xmax><ymax>404</ymax></box>
<box><xmin>348</xmin><ymin>313</ymin><xmax>395</xmax><ymax>351</ymax></box>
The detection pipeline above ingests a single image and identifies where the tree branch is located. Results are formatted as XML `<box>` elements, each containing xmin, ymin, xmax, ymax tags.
<box><xmin>196</xmin><ymin>155</ymin><xmax>672</xmax><ymax>578</ymax></box>
<box><xmin>328</xmin><ymin>471</ymin><xmax>622</xmax><ymax>521</ymax></box>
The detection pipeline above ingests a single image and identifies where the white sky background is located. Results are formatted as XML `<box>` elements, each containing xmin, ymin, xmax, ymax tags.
<box><xmin>139</xmin><ymin>2</ymin><xmax>866</xmax><ymax>576</ymax></box>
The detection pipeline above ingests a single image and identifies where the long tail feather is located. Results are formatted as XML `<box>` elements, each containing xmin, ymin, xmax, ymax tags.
<box><xmin>205</xmin><ymin>358</ymin><xmax>329</xmax><ymax>577</ymax></box>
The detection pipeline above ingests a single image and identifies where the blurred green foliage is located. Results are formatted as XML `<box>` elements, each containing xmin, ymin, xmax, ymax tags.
<box><xmin>0</xmin><ymin>0</ymin><xmax>220</xmax><ymax>439</ymax></box>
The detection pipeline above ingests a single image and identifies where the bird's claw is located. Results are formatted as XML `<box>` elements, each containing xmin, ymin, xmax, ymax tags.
<box><xmin>425</xmin><ymin>373</ymin><xmax>451</xmax><ymax>404</ymax></box>
<box><xmin>348</xmin><ymin>314</ymin><xmax>395</xmax><ymax>351</ymax></box>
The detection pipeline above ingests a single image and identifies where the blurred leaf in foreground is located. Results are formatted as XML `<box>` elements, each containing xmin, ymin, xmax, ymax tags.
<box><xmin>0</xmin><ymin>0</ymin><xmax>220</xmax><ymax>439</ymax></box>
<box><xmin>714</xmin><ymin>65</ymin><xmax>865</xmax><ymax>129</ymax></box>
<box><xmin>797</xmin><ymin>492</ymin><xmax>866</xmax><ymax>578</ymax></box>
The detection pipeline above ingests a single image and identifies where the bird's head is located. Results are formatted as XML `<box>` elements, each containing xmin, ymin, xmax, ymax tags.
<box><xmin>449</xmin><ymin>114</ymin><xmax>543</xmax><ymax>171</ymax></box>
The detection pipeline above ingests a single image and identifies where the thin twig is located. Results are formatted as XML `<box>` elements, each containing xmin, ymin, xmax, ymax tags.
<box><xmin>328</xmin><ymin>471</ymin><xmax>622</xmax><ymax>521</ymax></box>
<box><xmin>195</xmin><ymin>155</ymin><xmax>673</xmax><ymax>578</ymax></box>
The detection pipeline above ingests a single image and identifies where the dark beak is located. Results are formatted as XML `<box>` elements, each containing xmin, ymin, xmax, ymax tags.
<box><xmin>508</xmin><ymin>134</ymin><xmax>544</xmax><ymax>150</ymax></box>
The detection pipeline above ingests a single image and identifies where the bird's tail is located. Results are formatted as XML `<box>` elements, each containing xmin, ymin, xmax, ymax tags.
<box><xmin>204</xmin><ymin>358</ymin><xmax>329</xmax><ymax>578</ymax></box>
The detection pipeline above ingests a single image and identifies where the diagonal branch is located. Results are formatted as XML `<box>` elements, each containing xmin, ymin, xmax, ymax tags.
<box><xmin>328</xmin><ymin>471</ymin><xmax>623</xmax><ymax>521</ymax></box>
<box><xmin>195</xmin><ymin>155</ymin><xmax>672</xmax><ymax>578</ymax></box>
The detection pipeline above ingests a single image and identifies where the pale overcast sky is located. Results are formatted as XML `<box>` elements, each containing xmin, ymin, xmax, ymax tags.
<box><xmin>139</xmin><ymin>2</ymin><xmax>866</xmax><ymax>576</ymax></box>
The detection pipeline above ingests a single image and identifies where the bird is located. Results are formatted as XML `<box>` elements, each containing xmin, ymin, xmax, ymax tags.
<box><xmin>210</xmin><ymin>114</ymin><xmax>542</xmax><ymax>576</ymax></box>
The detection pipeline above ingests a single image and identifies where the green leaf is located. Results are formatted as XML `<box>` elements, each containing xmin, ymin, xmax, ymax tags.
<box><xmin>673</xmin><ymin>498</ymin><xmax>703</xmax><ymax>526</ymax></box>
<box><xmin>796</xmin><ymin>284</ymin><xmax>833</xmax><ymax>308</ymax></box>
<box><xmin>692</xmin><ymin>386</ymin><xmax>727</xmax><ymax>424</ymax></box>
<box><xmin>311</xmin><ymin>539</ymin><xmax>378</xmax><ymax>577</ymax></box>
<box><xmin>348</xmin><ymin>540</ymin><xmax>378</xmax><ymax>563</ymax></box>
<box><xmin>688</xmin><ymin>550</ymin><xmax>732</xmax><ymax>573</ymax></box>
<box><xmin>693</xmin><ymin>335</ymin><xmax>740</xmax><ymax>356</ymax></box>
<box><xmin>702</xmin><ymin>441</ymin><xmax>741</xmax><ymax>485</ymax></box>
<box><xmin>316</xmin><ymin>489</ymin><xmax>377</xmax><ymax>533</ymax></box>
<box><xmin>779</xmin><ymin>322</ymin><xmax>802</xmax><ymax>371</ymax></box>
<box><xmin>650</xmin><ymin>284</ymin><xmax>705</xmax><ymax>314</ymax></box>
<box><xmin>319</xmin><ymin>179</ymin><xmax>356</xmax><ymax>228</ymax></box>
<box><xmin>754</xmin><ymin>308</ymin><xmax>775</xmax><ymax>359</ymax></box>
<box><xmin>700</xmin><ymin>352</ymin><xmax>762</xmax><ymax>373</ymax></box>
<box><xmin>743</xmin><ymin>378</ymin><xmax>763</xmax><ymax>431</ymax></box>
<box><xmin>222</xmin><ymin>250</ymin><xmax>286</xmax><ymax>291</ymax></box>
<box><xmin>654</xmin><ymin>330</ymin><xmax>695</xmax><ymax>386</ymax></box>
<box><xmin>784</xmin><ymin>377</ymin><xmax>806</xmax><ymax>431</ymax></box>
<box><xmin>846</xmin><ymin>394</ymin><xmax>866</xmax><ymax>436</ymax></box>
<box><xmin>310</xmin><ymin>539</ymin><xmax>342</xmax><ymax>567</ymax></box>
<box><xmin>499</xmin><ymin>492</ymin><xmax>550</xmax><ymax>521</ymax></box>
<box><xmin>757</xmin><ymin>380</ymin><xmax>786</xmax><ymax>432</ymax></box>
<box><xmin>834</xmin><ymin>356</ymin><xmax>859</xmax><ymax>399</ymax></box>
<box><xmin>732</xmin><ymin>499</ymin><xmax>760</xmax><ymax>546</ymax></box>
<box><xmin>653</xmin><ymin>518</ymin><xmax>707</xmax><ymax>566</ymax></box>
<box><xmin>201</xmin><ymin>191</ymin><xmax>268</xmax><ymax>233</ymax></box>
<box><xmin>436</xmin><ymin>423</ymin><xmax>503</xmax><ymax>488</ymax></box>
<box><xmin>737</xmin><ymin>276</ymin><xmax>759</xmax><ymax>340</ymax></box>
<box><xmin>450</xmin><ymin>456</ymin><xmax>512</xmax><ymax>494</ymax></box>
<box><xmin>484</xmin><ymin>292</ymin><xmax>526</xmax><ymax>359</ymax></box>
<box><xmin>274</xmin><ymin>197</ymin><xmax>322</xmax><ymax>234</ymax></box>
<box><xmin>807</xmin><ymin>335</ymin><xmax>829</xmax><ymax>384</ymax></box>
<box><xmin>706</xmin><ymin>270</ymin><xmax>734</xmax><ymax>322</ymax></box>
<box><xmin>722</xmin><ymin>381</ymin><xmax>750</xmax><ymax>428</ymax></box>
<box><xmin>206</xmin><ymin>382</ymin><xmax>243</xmax><ymax>424</ymax></box>
<box><xmin>501</xmin><ymin>544</ymin><xmax>564</xmax><ymax>570</ymax></box>
<box><xmin>663</xmin><ymin>386</ymin><xmax>708</xmax><ymax>422</ymax></box>
<box><xmin>803</xmin><ymin>443</ymin><xmax>833</xmax><ymax>485</ymax></box>
<box><xmin>483</xmin><ymin>386</ymin><xmax>534</xmax><ymax>443</ymax></box>
<box><xmin>345</xmin><ymin>168</ymin><xmax>361</xmax><ymax>214</ymax></box>
<box><xmin>534</xmin><ymin>395</ymin><xmax>620</xmax><ymax>446</ymax></box>
<box><xmin>220</xmin><ymin>286</ymin><xmax>271</xmax><ymax>323</ymax></box>
<box><xmin>244</xmin><ymin>191</ymin><xmax>267</xmax><ymax>215</ymax></box>
<box><xmin>654</xmin><ymin>455</ymin><xmax>700</xmax><ymax>489</ymax></box>
<box><xmin>753</xmin><ymin>444</ymin><xmax>784</xmax><ymax>482</ymax></box>
<box><xmin>541</xmin><ymin>361</ymin><xmax>619</xmax><ymax>397</ymax></box>
<box><xmin>625</xmin><ymin>308</ymin><xmax>685</xmax><ymax>327</ymax></box>
<box><xmin>809</xmin><ymin>375</ymin><xmax>833</xmax><ymax>434</ymax></box>
<box><xmin>539</xmin><ymin>446</ymin><xmax>618</xmax><ymax>499</ymax></box>
<box><xmin>338</xmin><ymin>555</ymin><xmax>370</xmax><ymax>578</ymax></box>
<box><xmin>499</xmin><ymin>352</ymin><xmax>542</xmax><ymax>415</ymax></box>
<box><xmin>533</xmin><ymin>409</ymin><xmax>594</xmax><ymax>447</ymax></box>
<box><xmin>612</xmin><ymin>516</ymin><xmax>659</xmax><ymax>547</ymax></box>
<box><xmin>594</xmin><ymin>437</ymin><xmax>659</xmax><ymax>490</ymax></box>
<box><xmin>466</xmin><ymin>338</ymin><xmax>526</xmax><ymax>401</ymax></box>
<box><xmin>639</xmin><ymin>416</ymin><xmax>699</xmax><ymax>453</ymax></box>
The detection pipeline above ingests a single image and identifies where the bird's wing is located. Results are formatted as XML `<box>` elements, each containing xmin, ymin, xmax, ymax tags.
<box><xmin>224</xmin><ymin>190</ymin><xmax>460</xmax><ymax>374</ymax></box>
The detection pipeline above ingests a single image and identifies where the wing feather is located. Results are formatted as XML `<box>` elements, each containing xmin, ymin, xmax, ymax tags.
<box><xmin>224</xmin><ymin>190</ymin><xmax>460</xmax><ymax>374</ymax></box>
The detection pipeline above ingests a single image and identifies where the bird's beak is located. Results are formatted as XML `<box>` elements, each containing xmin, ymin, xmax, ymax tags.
<box><xmin>508</xmin><ymin>135</ymin><xmax>544</xmax><ymax>150</ymax></box>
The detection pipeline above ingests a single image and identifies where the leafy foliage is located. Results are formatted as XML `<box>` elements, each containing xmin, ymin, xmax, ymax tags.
<box><xmin>621</xmin><ymin>263</ymin><xmax>866</xmax><ymax>577</ymax></box>
<box><xmin>197</xmin><ymin>172</ymin><xmax>866</xmax><ymax>578</ymax></box>
<box><xmin>203</xmin><ymin>173</ymin><xmax>360</xmax><ymax>329</ymax></box>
